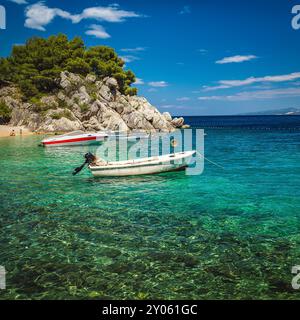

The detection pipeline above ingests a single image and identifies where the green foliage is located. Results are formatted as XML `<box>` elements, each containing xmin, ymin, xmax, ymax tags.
<box><xmin>73</xmin><ymin>97</ymin><xmax>80</xmax><ymax>105</ymax></box>
<box><xmin>29</xmin><ymin>96</ymin><xmax>57</xmax><ymax>114</ymax></box>
<box><xmin>29</xmin><ymin>97</ymin><xmax>43</xmax><ymax>112</ymax></box>
<box><xmin>57</xmin><ymin>99</ymin><xmax>68</xmax><ymax>109</ymax></box>
<box><xmin>51</xmin><ymin>109</ymin><xmax>74</xmax><ymax>121</ymax></box>
<box><xmin>66</xmin><ymin>57</ymin><xmax>91</xmax><ymax>75</ymax></box>
<box><xmin>0</xmin><ymin>34</ymin><xmax>137</xmax><ymax>100</ymax></box>
<box><xmin>79</xmin><ymin>103</ymin><xmax>89</xmax><ymax>113</ymax></box>
<box><xmin>124</xmin><ymin>87</ymin><xmax>138</xmax><ymax>96</ymax></box>
<box><xmin>90</xmin><ymin>92</ymin><xmax>98</xmax><ymax>102</ymax></box>
<box><xmin>0</xmin><ymin>101</ymin><xmax>11</xmax><ymax>123</ymax></box>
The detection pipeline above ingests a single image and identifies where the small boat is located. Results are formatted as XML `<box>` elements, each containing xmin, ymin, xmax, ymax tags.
<box><xmin>41</xmin><ymin>130</ymin><xmax>108</xmax><ymax>147</ymax></box>
<box><xmin>73</xmin><ymin>151</ymin><xmax>196</xmax><ymax>177</ymax></box>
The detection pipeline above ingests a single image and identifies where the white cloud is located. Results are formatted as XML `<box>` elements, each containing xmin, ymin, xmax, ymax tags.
<box><xmin>179</xmin><ymin>6</ymin><xmax>191</xmax><ymax>15</ymax></box>
<box><xmin>120</xmin><ymin>55</ymin><xmax>140</xmax><ymax>63</ymax></box>
<box><xmin>197</xmin><ymin>49</ymin><xmax>208</xmax><ymax>55</ymax></box>
<box><xmin>7</xmin><ymin>0</ymin><xmax>27</xmax><ymax>4</ymax></box>
<box><xmin>148</xmin><ymin>81</ymin><xmax>169</xmax><ymax>87</ymax></box>
<box><xmin>25</xmin><ymin>2</ymin><xmax>73</xmax><ymax>31</ymax></box>
<box><xmin>160</xmin><ymin>105</ymin><xmax>185</xmax><ymax>110</ymax></box>
<box><xmin>198</xmin><ymin>87</ymin><xmax>300</xmax><ymax>101</ymax></box>
<box><xmin>160</xmin><ymin>105</ymin><xmax>174</xmax><ymax>109</ymax></box>
<box><xmin>85</xmin><ymin>24</ymin><xmax>110</xmax><ymax>39</ymax></box>
<box><xmin>24</xmin><ymin>2</ymin><xmax>143</xmax><ymax>31</ymax></box>
<box><xmin>73</xmin><ymin>5</ymin><xmax>142</xmax><ymax>23</ymax></box>
<box><xmin>120</xmin><ymin>47</ymin><xmax>146</xmax><ymax>53</ymax></box>
<box><xmin>216</xmin><ymin>55</ymin><xmax>257</xmax><ymax>64</ymax></box>
<box><xmin>176</xmin><ymin>97</ymin><xmax>190</xmax><ymax>101</ymax></box>
<box><xmin>134</xmin><ymin>78</ymin><xmax>144</xmax><ymax>85</ymax></box>
<box><xmin>203</xmin><ymin>72</ymin><xmax>300</xmax><ymax>91</ymax></box>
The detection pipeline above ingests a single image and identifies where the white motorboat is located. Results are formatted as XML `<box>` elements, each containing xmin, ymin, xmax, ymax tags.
<box><xmin>86</xmin><ymin>151</ymin><xmax>196</xmax><ymax>177</ymax></box>
<box><xmin>41</xmin><ymin>131</ymin><xmax>108</xmax><ymax>147</ymax></box>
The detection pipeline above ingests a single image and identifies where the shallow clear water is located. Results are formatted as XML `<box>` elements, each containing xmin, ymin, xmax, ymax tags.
<box><xmin>1</xmin><ymin>116</ymin><xmax>300</xmax><ymax>299</ymax></box>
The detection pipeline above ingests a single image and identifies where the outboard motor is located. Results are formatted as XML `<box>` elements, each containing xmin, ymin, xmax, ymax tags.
<box><xmin>72</xmin><ymin>152</ymin><xmax>97</xmax><ymax>175</ymax></box>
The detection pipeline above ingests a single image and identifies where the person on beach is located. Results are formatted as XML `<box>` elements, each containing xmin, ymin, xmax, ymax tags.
<box><xmin>10</xmin><ymin>129</ymin><xmax>15</xmax><ymax>136</ymax></box>
<box><xmin>20</xmin><ymin>129</ymin><xmax>22</xmax><ymax>135</ymax></box>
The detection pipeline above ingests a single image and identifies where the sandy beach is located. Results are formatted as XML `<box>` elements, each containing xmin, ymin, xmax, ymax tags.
<box><xmin>0</xmin><ymin>125</ymin><xmax>33</xmax><ymax>138</ymax></box>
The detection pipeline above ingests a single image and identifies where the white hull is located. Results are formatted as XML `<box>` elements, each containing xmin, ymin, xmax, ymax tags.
<box><xmin>42</xmin><ymin>130</ymin><xmax>148</xmax><ymax>147</ymax></box>
<box><xmin>89</xmin><ymin>151</ymin><xmax>195</xmax><ymax>177</ymax></box>
<box><xmin>43</xmin><ymin>137</ymin><xmax>105</xmax><ymax>147</ymax></box>
<box><xmin>41</xmin><ymin>131</ymin><xmax>107</xmax><ymax>147</ymax></box>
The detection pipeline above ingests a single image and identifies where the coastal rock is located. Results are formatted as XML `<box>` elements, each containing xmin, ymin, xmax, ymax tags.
<box><xmin>60</xmin><ymin>71</ymin><xmax>82</xmax><ymax>93</ymax></box>
<box><xmin>38</xmin><ymin>108</ymin><xmax>83</xmax><ymax>132</ymax></box>
<box><xmin>105</xmin><ymin>77</ymin><xmax>118</xmax><ymax>89</ymax></box>
<box><xmin>1</xmin><ymin>71</ymin><xmax>186</xmax><ymax>132</ymax></box>
<box><xmin>10</xmin><ymin>107</ymin><xmax>41</xmax><ymax>130</ymax></box>
<box><xmin>85</xmin><ymin>74</ymin><xmax>96</xmax><ymax>83</ymax></box>
<box><xmin>39</xmin><ymin>117</ymin><xmax>83</xmax><ymax>132</ymax></box>
<box><xmin>181</xmin><ymin>124</ymin><xmax>190</xmax><ymax>129</ymax></box>
<box><xmin>0</xmin><ymin>86</ymin><xmax>19</xmax><ymax>98</ymax></box>
<box><xmin>122</xmin><ymin>111</ymin><xmax>154</xmax><ymax>130</ymax></box>
<box><xmin>72</xmin><ymin>86</ymin><xmax>91</xmax><ymax>104</ymax></box>
<box><xmin>88</xmin><ymin>100</ymin><xmax>101</xmax><ymax>116</ymax></box>
<box><xmin>98</xmin><ymin>109</ymin><xmax>128</xmax><ymax>131</ymax></box>
<box><xmin>99</xmin><ymin>84</ymin><xmax>114</xmax><ymax>102</ymax></box>
<box><xmin>162</xmin><ymin>112</ymin><xmax>172</xmax><ymax>122</ymax></box>
<box><xmin>152</xmin><ymin>113</ymin><xmax>174</xmax><ymax>131</ymax></box>
<box><xmin>171</xmin><ymin>117</ymin><xmax>185</xmax><ymax>128</ymax></box>
<box><xmin>82</xmin><ymin>116</ymin><xmax>103</xmax><ymax>131</ymax></box>
<box><xmin>40</xmin><ymin>95</ymin><xmax>58</xmax><ymax>108</ymax></box>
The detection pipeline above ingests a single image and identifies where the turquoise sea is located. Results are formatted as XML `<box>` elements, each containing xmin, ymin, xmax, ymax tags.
<box><xmin>0</xmin><ymin>115</ymin><xmax>300</xmax><ymax>299</ymax></box>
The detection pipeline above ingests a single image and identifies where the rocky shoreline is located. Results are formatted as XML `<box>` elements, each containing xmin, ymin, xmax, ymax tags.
<box><xmin>0</xmin><ymin>71</ymin><xmax>186</xmax><ymax>133</ymax></box>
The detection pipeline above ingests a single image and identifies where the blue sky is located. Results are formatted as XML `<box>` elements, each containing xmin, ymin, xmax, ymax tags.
<box><xmin>1</xmin><ymin>0</ymin><xmax>300</xmax><ymax>115</ymax></box>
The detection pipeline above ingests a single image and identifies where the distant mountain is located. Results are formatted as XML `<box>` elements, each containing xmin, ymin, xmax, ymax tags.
<box><xmin>239</xmin><ymin>107</ymin><xmax>300</xmax><ymax>116</ymax></box>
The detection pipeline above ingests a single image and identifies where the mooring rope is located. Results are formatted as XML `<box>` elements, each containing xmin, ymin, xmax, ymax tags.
<box><xmin>195</xmin><ymin>151</ymin><xmax>225</xmax><ymax>169</ymax></box>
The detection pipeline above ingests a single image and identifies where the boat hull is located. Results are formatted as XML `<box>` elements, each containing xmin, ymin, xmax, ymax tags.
<box><xmin>90</xmin><ymin>162</ymin><xmax>188</xmax><ymax>177</ymax></box>
<box><xmin>42</xmin><ymin>136</ymin><xmax>105</xmax><ymax>147</ymax></box>
<box><xmin>89</xmin><ymin>151</ymin><xmax>195</xmax><ymax>177</ymax></box>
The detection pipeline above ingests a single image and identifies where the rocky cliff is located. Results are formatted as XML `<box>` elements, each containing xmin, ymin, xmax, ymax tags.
<box><xmin>0</xmin><ymin>71</ymin><xmax>185</xmax><ymax>132</ymax></box>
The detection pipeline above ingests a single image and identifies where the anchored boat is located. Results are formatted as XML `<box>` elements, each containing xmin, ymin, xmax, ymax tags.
<box><xmin>41</xmin><ymin>131</ymin><xmax>108</xmax><ymax>147</ymax></box>
<box><xmin>73</xmin><ymin>151</ymin><xmax>196</xmax><ymax>177</ymax></box>
<box><xmin>41</xmin><ymin>130</ymin><xmax>150</xmax><ymax>147</ymax></box>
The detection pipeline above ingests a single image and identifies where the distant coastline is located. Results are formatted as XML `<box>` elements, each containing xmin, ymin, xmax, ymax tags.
<box><xmin>237</xmin><ymin>107</ymin><xmax>300</xmax><ymax>116</ymax></box>
<box><xmin>174</xmin><ymin>107</ymin><xmax>300</xmax><ymax>117</ymax></box>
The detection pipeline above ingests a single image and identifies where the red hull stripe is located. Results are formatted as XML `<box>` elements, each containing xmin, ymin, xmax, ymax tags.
<box><xmin>43</xmin><ymin>136</ymin><xmax>97</xmax><ymax>145</ymax></box>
